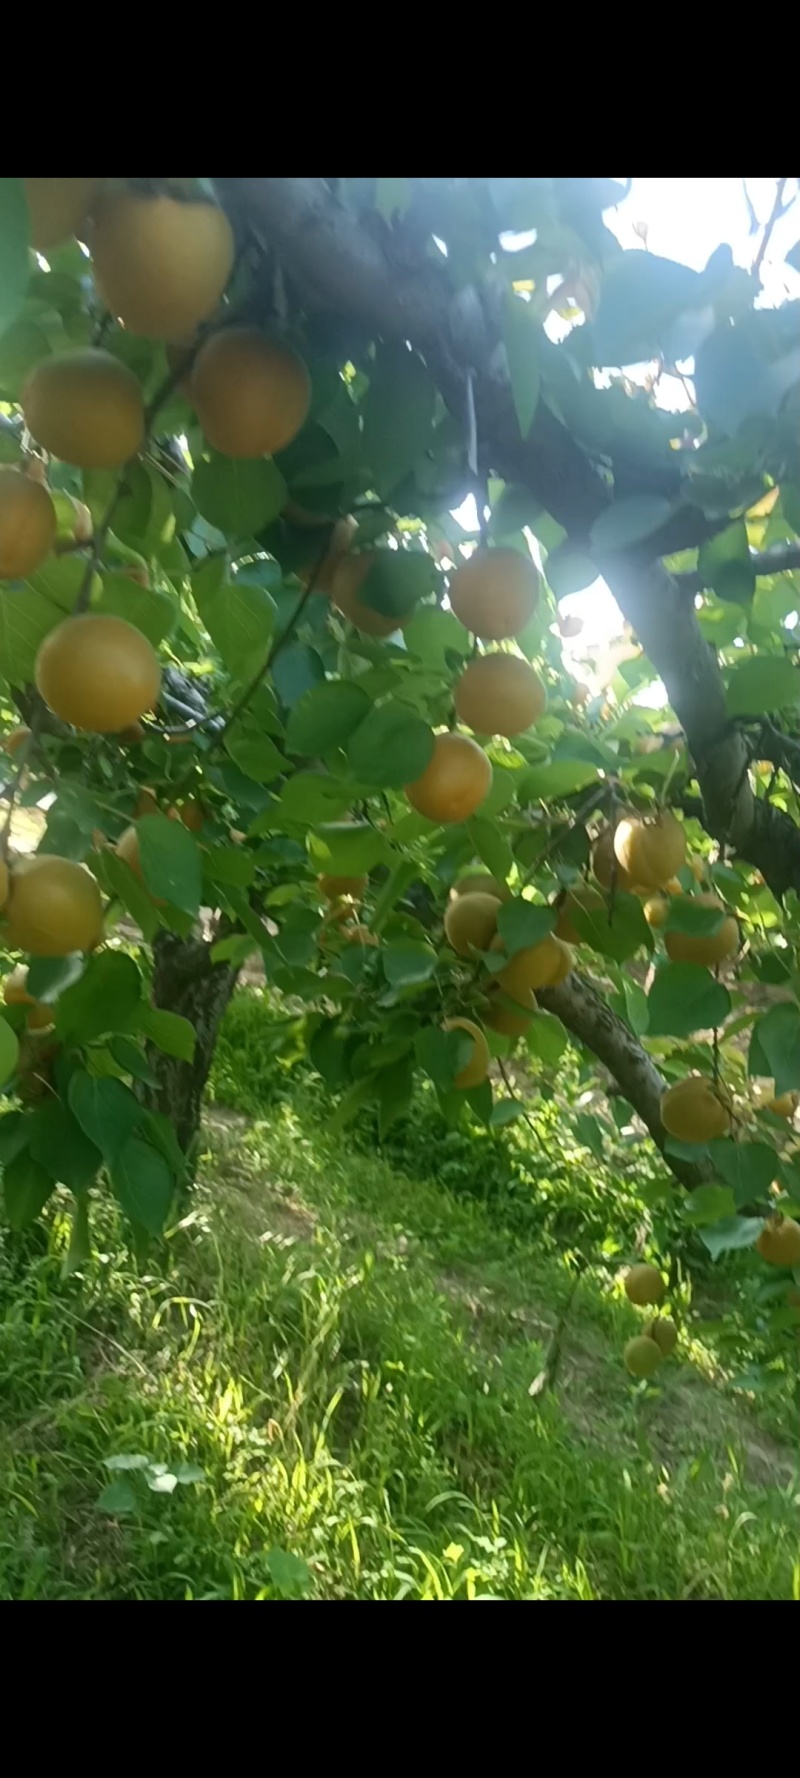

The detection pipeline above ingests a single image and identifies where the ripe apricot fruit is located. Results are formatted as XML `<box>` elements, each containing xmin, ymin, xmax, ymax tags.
<box><xmin>450</xmin><ymin>872</ymin><xmax>511</xmax><ymax>903</ymax></box>
<box><xmin>405</xmin><ymin>733</ymin><xmax>491</xmax><ymax>824</ymax></box>
<box><xmin>90</xmin><ymin>193</ymin><xmax>234</xmax><ymax>339</ymax></box>
<box><xmin>663</xmin><ymin>894</ymin><xmax>739</xmax><ymax>966</ymax></box>
<box><xmin>345</xmin><ymin>924</ymin><xmax>378</xmax><ymax>946</ymax></box>
<box><xmin>4</xmin><ymin>855</ymin><xmax>104</xmax><ymax>955</ymax></box>
<box><xmin>484</xmin><ymin>987</ymin><xmax>537</xmax><ymax>1036</ymax></box>
<box><xmin>644</xmin><ymin>1316</ymin><xmax>678</xmax><ymax>1357</ymax></box>
<box><xmin>444</xmin><ymin>891</ymin><xmax>501</xmax><ymax>957</ymax></box>
<box><xmin>190</xmin><ymin>327</ymin><xmax>311</xmax><ymax>458</ymax></box>
<box><xmin>624</xmin><ymin>1335</ymin><xmax>663</xmax><ymax>1378</ymax></box>
<box><xmin>614</xmin><ymin>809</ymin><xmax>686</xmax><ymax>889</ymax></box>
<box><xmin>35</xmin><ymin>613</ymin><xmax>161</xmax><ymax>734</ymax></box>
<box><xmin>442</xmin><ymin>1016</ymin><xmax>490</xmax><ymax>1089</ymax></box>
<box><xmin>554</xmin><ymin>885</ymin><xmax>605</xmax><ymax>944</ymax></box>
<box><xmin>490</xmin><ymin>932</ymin><xmax>573</xmax><ymax>998</ymax></box>
<box><xmin>767</xmin><ymin>1092</ymin><xmax>799</xmax><ymax>1119</ymax></box>
<box><xmin>23</xmin><ymin>177</ymin><xmax>99</xmax><ymax>249</ymax></box>
<box><xmin>330</xmin><ymin>554</ymin><xmax>407</xmax><ymax>637</ymax></box>
<box><xmin>624</xmin><ymin>1264</ymin><xmax>665</xmax><ymax>1307</ymax></box>
<box><xmin>23</xmin><ymin>349</ymin><xmax>145</xmax><ymax>469</ymax></box>
<box><xmin>318</xmin><ymin>874</ymin><xmax>367</xmax><ymax>900</ymax></box>
<box><xmin>644</xmin><ymin>894</ymin><xmax>668</xmax><ymax>929</ymax></box>
<box><xmin>448</xmin><ymin>548</ymin><xmax>539</xmax><ymax>641</ymax></box>
<box><xmin>453</xmin><ymin>653</ymin><xmax>546</xmax><ymax>738</ymax></box>
<box><xmin>591</xmin><ymin>825</ymin><xmax>639</xmax><ymax>893</ymax></box>
<box><xmin>756</xmin><ymin>1217</ymin><xmax>800</xmax><ymax>1266</ymax></box>
<box><xmin>0</xmin><ymin>469</ymin><xmax>57</xmax><ymax>579</ymax></box>
<box><xmin>2</xmin><ymin>965</ymin><xmax>54</xmax><ymax>1030</ymax></box>
<box><xmin>660</xmin><ymin>1075</ymin><xmax>731</xmax><ymax>1142</ymax></box>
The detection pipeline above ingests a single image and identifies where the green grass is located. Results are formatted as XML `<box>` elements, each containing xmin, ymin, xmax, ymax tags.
<box><xmin>1</xmin><ymin>998</ymin><xmax>798</xmax><ymax>1598</ymax></box>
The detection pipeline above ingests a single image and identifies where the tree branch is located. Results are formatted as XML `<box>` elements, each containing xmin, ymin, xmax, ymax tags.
<box><xmin>538</xmin><ymin>968</ymin><xmax>708</xmax><ymax>1189</ymax></box>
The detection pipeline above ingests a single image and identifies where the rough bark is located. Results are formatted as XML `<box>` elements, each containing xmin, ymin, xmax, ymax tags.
<box><xmin>139</xmin><ymin>932</ymin><xmax>241</xmax><ymax>1177</ymax></box>
<box><xmin>539</xmin><ymin>970</ymin><xmax>707</xmax><ymax>1189</ymax></box>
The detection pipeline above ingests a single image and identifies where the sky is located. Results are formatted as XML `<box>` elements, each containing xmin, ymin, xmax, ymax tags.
<box><xmin>456</xmin><ymin>177</ymin><xmax>800</xmax><ymax>710</ymax></box>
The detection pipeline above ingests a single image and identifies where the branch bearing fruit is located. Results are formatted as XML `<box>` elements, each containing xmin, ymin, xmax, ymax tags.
<box><xmin>190</xmin><ymin>328</ymin><xmax>311</xmax><ymax>458</ymax></box>
<box><xmin>90</xmin><ymin>194</ymin><xmax>234</xmax><ymax>339</ymax></box>
<box><xmin>442</xmin><ymin>1016</ymin><xmax>490</xmax><ymax>1089</ymax></box>
<box><xmin>591</xmin><ymin>825</ymin><xmax>640</xmax><ymax>893</ymax></box>
<box><xmin>4</xmin><ymin>855</ymin><xmax>104</xmax><ymax>955</ymax></box>
<box><xmin>660</xmin><ymin>1075</ymin><xmax>731</xmax><ymax>1142</ymax></box>
<box><xmin>405</xmin><ymin>733</ymin><xmax>492</xmax><ymax>823</ymax></box>
<box><xmin>0</xmin><ymin>470</ymin><xmax>56</xmax><ymax>579</ymax></box>
<box><xmin>484</xmin><ymin>987</ymin><xmax>537</xmax><ymax>1036</ymax></box>
<box><xmin>453</xmin><ymin>653</ymin><xmax>545</xmax><ymax>738</ymax></box>
<box><xmin>448</xmin><ymin>548</ymin><xmax>539</xmax><ymax>641</ymax></box>
<box><xmin>22</xmin><ymin>349</ymin><xmax>145</xmax><ymax>469</ymax></box>
<box><xmin>35</xmin><ymin>614</ymin><xmax>161</xmax><ymax>734</ymax></box>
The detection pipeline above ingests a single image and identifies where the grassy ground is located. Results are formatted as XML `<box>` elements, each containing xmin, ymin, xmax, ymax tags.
<box><xmin>0</xmin><ymin>996</ymin><xmax>798</xmax><ymax>1600</ymax></box>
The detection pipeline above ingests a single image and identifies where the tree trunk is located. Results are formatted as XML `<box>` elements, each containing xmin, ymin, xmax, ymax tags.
<box><xmin>139</xmin><ymin>931</ymin><xmax>241</xmax><ymax>1181</ymax></box>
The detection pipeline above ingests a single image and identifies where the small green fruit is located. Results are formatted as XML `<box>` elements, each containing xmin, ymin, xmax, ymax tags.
<box><xmin>623</xmin><ymin>1336</ymin><xmax>663</xmax><ymax>1379</ymax></box>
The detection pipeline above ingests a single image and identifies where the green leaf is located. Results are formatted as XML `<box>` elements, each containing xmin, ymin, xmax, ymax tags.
<box><xmin>138</xmin><ymin>1006</ymin><xmax>196</xmax><ymax>1063</ymax></box>
<box><xmin>664</xmin><ymin>897</ymin><xmax>726</xmax><ymax>936</ymax></box>
<box><xmin>682</xmin><ymin>1184</ymin><xmax>736</xmax><ymax>1227</ymax></box>
<box><xmin>224</xmin><ymin>731</ymin><xmax>285</xmax><ymax>784</ymax></box>
<box><xmin>193</xmin><ymin>567</ymin><xmax>275</xmax><ymax>677</ymax></box>
<box><xmin>502</xmin><ymin>293</ymin><xmax>541</xmax><ymax>439</ymax></box>
<box><xmin>96</xmin><ymin>1478</ymin><xmax>138</xmax><ymax>1516</ymax></box>
<box><xmin>265</xmin><ymin>1547</ymin><xmax>312</xmax><ymax>1597</ymax></box>
<box><xmin>726</xmin><ymin>655</ymin><xmax>800</xmax><ymax>718</ymax></box>
<box><xmin>544</xmin><ymin>544</ymin><xmax>597</xmax><ymax>599</ymax></box>
<box><xmin>707</xmin><ymin>1139</ymin><xmax>776</xmax><ymax>1205</ymax></box>
<box><xmin>27</xmin><ymin>1101</ymin><xmax>101</xmax><ymax>1193</ymax></box>
<box><xmin>467</xmin><ymin>816</ymin><xmax>513</xmax><ymax>880</ymax></box>
<box><xmin>202</xmin><ymin>845</ymin><xmax>255</xmax><ymax>889</ymax></box>
<box><xmin>308</xmin><ymin>822</ymin><xmax>389</xmax><ymax>876</ymax></box>
<box><xmin>68</xmin><ymin>1072</ymin><xmax>141</xmax><ymax>1163</ymax></box>
<box><xmin>403</xmin><ymin>605</ymin><xmax>471</xmax><ymax>668</ymax></box>
<box><xmin>697</xmin><ymin>520</ymin><xmax>755</xmax><ymax>606</ymax></box>
<box><xmin>136</xmin><ymin>815</ymin><xmax>202</xmax><ymax>914</ymax></box>
<box><xmin>55</xmin><ymin>952</ymin><xmax>142</xmax><ymax>1044</ymax></box>
<box><xmin>382</xmin><ymin>941</ymin><xmax>437</xmax><ymax>988</ymax></box>
<box><xmin>346</xmin><ymin>702</ymin><xmax>433</xmax><ymax>788</ymax></box>
<box><xmin>698</xmin><ymin>1215</ymin><xmax>765</xmax><ymax>1261</ymax></box>
<box><xmin>496</xmin><ymin>900</ymin><xmax>555</xmax><ymax>956</ymax></box>
<box><xmin>0</xmin><ymin>1109</ymin><xmax>28</xmax><ymax>1165</ymax></box>
<box><xmin>95</xmin><ymin>572</ymin><xmax>177</xmax><ymax>647</ymax></box>
<box><xmin>590</xmin><ymin>496</ymin><xmax>673</xmax><ymax>555</ymax></box>
<box><xmin>646</xmin><ymin>962</ymin><xmax>731</xmax><ymax>1038</ymax></box>
<box><xmin>278</xmin><ymin>773</ymin><xmax>354</xmax><ymax>825</ymax></box>
<box><xmin>375</xmin><ymin>1057</ymin><xmax>414</xmax><ymax>1139</ymax></box>
<box><xmin>0</xmin><ymin>178</ymin><xmax>31</xmax><ymax>336</ymax></box>
<box><xmin>271</xmin><ymin>642</ymin><xmax>325</xmax><ymax>707</ymax></box>
<box><xmin>525</xmin><ymin>1011</ymin><xmax>568</xmax><ymax>1066</ymax></box>
<box><xmin>358</xmin><ymin>550</ymin><xmax>438</xmax><ymax>619</ymax></box>
<box><xmin>490</xmin><ymin>1100</ymin><xmax>524</xmax><ymax>1127</ymax></box>
<box><xmin>592</xmin><ymin>250</ymin><xmax>701</xmax><ymax>366</ymax></box>
<box><xmin>571</xmin><ymin>890</ymin><xmax>651</xmax><ymax>963</ymax></box>
<box><xmin>362</xmin><ymin>344</ymin><xmax>435</xmax><ymax>497</ymax></box>
<box><xmin>109</xmin><ymin>1035</ymin><xmax>157</xmax><ymax>1085</ymax></box>
<box><xmin>574</xmin><ymin>1112</ymin><xmax>604</xmax><ymax>1159</ymax></box>
<box><xmin>192</xmin><ymin>453</ymin><xmax>287</xmax><ymax>537</ymax></box>
<box><xmin>750</xmin><ymin>1002</ymin><xmax>800</xmax><ymax>1095</ymax></box>
<box><xmin>94</xmin><ymin>848</ymin><xmax>160</xmax><ymax>944</ymax></box>
<box><xmin>110</xmin><ymin>1136</ymin><xmax>174</xmax><ymax>1234</ymax></box>
<box><xmin>285</xmin><ymin>680</ymin><xmax>371</xmax><ymax>755</ymax></box>
<box><xmin>518</xmin><ymin>760</ymin><xmax>599</xmax><ymax>800</ymax></box>
<box><xmin>0</xmin><ymin>1017</ymin><xmax>19</xmax><ymax>1087</ymax></box>
<box><xmin>3</xmin><ymin>1150</ymin><xmax>55</xmax><ymax>1230</ymax></box>
<box><xmin>63</xmin><ymin>1193</ymin><xmax>92</xmax><ymax>1277</ymax></box>
<box><xmin>414</xmin><ymin>1026</ymin><xmax>472</xmax><ymax>1090</ymax></box>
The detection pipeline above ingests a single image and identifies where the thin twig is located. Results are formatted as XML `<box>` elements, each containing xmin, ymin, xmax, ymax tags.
<box><xmin>520</xmin><ymin>781</ymin><xmax>608</xmax><ymax>887</ymax></box>
<box><xmin>216</xmin><ymin>536</ymin><xmax>332</xmax><ymax>745</ymax></box>
<box><xmin>752</xmin><ymin>177</ymin><xmax>789</xmax><ymax>278</ymax></box>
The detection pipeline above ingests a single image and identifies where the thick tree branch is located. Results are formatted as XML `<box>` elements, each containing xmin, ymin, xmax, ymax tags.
<box><xmin>538</xmin><ymin>969</ymin><xmax>707</xmax><ymax>1189</ymax></box>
